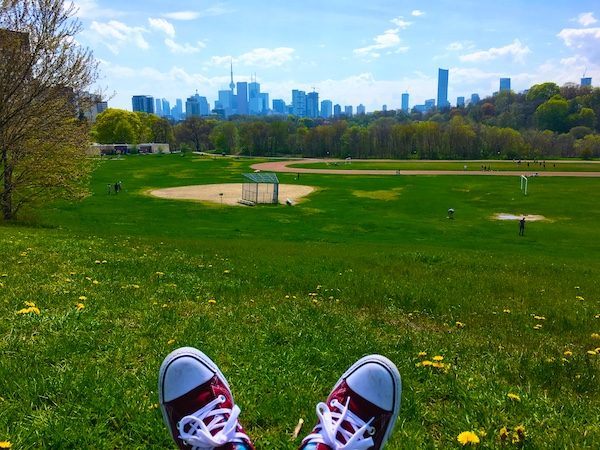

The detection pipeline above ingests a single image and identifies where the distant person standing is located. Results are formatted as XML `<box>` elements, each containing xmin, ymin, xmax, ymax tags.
<box><xmin>519</xmin><ymin>217</ymin><xmax>526</xmax><ymax>236</ymax></box>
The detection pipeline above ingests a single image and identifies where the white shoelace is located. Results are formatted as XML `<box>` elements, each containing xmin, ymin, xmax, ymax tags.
<box><xmin>178</xmin><ymin>394</ymin><xmax>250</xmax><ymax>450</ymax></box>
<box><xmin>303</xmin><ymin>397</ymin><xmax>375</xmax><ymax>450</ymax></box>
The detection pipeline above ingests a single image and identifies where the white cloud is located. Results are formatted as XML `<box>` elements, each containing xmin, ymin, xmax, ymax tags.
<box><xmin>163</xmin><ymin>5</ymin><xmax>232</xmax><ymax>21</ymax></box>
<box><xmin>67</xmin><ymin>0</ymin><xmax>124</xmax><ymax>19</ymax></box>
<box><xmin>354</xmin><ymin>29</ymin><xmax>408</xmax><ymax>59</ymax></box>
<box><xmin>446</xmin><ymin>41</ymin><xmax>475</xmax><ymax>52</ymax></box>
<box><xmin>460</xmin><ymin>39</ymin><xmax>531</xmax><ymax>63</ymax></box>
<box><xmin>577</xmin><ymin>12</ymin><xmax>597</xmax><ymax>27</ymax></box>
<box><xmin>148</xmin><ymin>18</ymin><xmax>175</xmax><ymax>38</ymax></box>
<box><xmin>557</xmin><ymin>27</ymin><xmax>600</xmax><ymax>63</ymax></box>
<box><xmin>165</xmin><ymin>39</ymin><xmax>206</xmax><ymax>54</ymax></box>
<box><xmin>88</xmin><ymin>20</ymin><xmax>149</xmax><ymax>54</ymax></box>
<box><xmin>210</xmin><ymin>48</ymin><xmax>295</xmax><ymax>68</ymax></box>
<box><xmin>163</xmin><ymin>11</ymin><xmax>200</xmax><ymax>21</ymax></box>
<box><xmin>411</xmin><ymin>10</ymin><xmax>425</xmax><ymax>17</ymax></box>
<box><xmin>390</xmin><ymin>17</ymin><xmax>412</xmax><ymax>29</ymax></box>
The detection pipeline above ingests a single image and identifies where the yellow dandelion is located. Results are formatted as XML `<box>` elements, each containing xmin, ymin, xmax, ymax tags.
<box><xmin>223</xmin><ymin>269</ymin><xmax>230</xmax><ymax>274</ymax></box>
<box><xmin>155</xmin><ymin>272</ymin><xmax>164</xmax><ymax>277</ymax></box>
<box><xmin>102</xmin><ymin>260</ymin><xmax>107</xmax><ymax>264</ymax></box>
<box><xmin>507</xmin><ymin>393</ymin><xmax>521</xmax><ymax>402</ymax></box>
<box><xmin>85</xmin><ymin>276</ymin><xmax>92</xmax><ymax>281</ymax></box>
<box><xmin>20</xmin><ymin>252</ymin><xmax>27</xmax><ymax>257</ymax></box>
<box><xmin>499</xmin><ymin>427</ymin><xmax>509</xmax><ymax>441</ymax></box>
<box><xmin>418</xmin><ymin>351</ymin><xmax>427</xmax><ymax>357</ymax></box>
<box><xmin>161</xmin><ymin>304</ymin><xmax>168</xmax><ymax>308</ymax></box>
<box><xmin>587</xmin><ymin>350</ymin><xmax>597</xmax><ymax>356</ymax></box>
<box><xmin>457</xmin><ymin>431</ymin><xmax>480</xmax><ymax>446</ymax></box>
<box><xmin>503</xmin><ymin>308</ymin><xmax>511</xmax><ymax>313</ymax></box>
<box><xmin>167</xmin><ymin>339</ymin><xmax>176</xmax><ymax>345</ymax></box>
<box><xmin>78</xmin><ymin>295</ymin><xmax>87</xmax><ymax>301</ymax></box>
<box><xmin>92</xmin><ymin>280</ymin><xmax>99</xmax><ymax>285</ymax></box>
<box><xmin>533</xmin><ymin>315</ymin><xmax>546</xmax><ymax>320</ymax></box>
<box><xmin>208</xmin><ymin>299</ymin><xmax>217</xmax><ymax>304</ymax></box>
<box><xmin>420</xmin><ymin>360</ymin><xmax>433</xmax><ymax>367</ymax></box>
<box><xmin>1</xmin><ymin>274</ymin><xmax>7</xmax><ymax>277</ymax></box>
<box><xmin>563</xmin><ymin>350</ymin><xmax>573</xmax><ymax>357</ymax></box>
<box><xmin>285</xmin><ymin>295</ymin><xmax>290</xmax><ymax>299</ymax></box>
<box><xmin>312</xmin><ymin>299</ymin><xmax>318</xmax><ymax>304</ymax></box>
<box><xmin>591</xmin><ymin>333</ymin><xmax>600</xmax><ymax>340</ymax></box>
<box><xmin>433</xmin><ymin>355</ymin><xmax>444</xmax><ymax>361</ymax></box>
<box><xmin>595</xmin><ymin>314</ymin><xmax>600</xmax><ymax>319</ymax></box>
<box><xmin>69</xmin><ymin>271</ymin><xmax>76</xmax><ymax>275</ymax></box>
<box><xmin>456</xmin><ymin>321</ymin><xmax>465</xmax><ymax>328</ymax></box>
<box><xmin>513</xmin><ymin>425</ymin><xmax>526</xmax><ymax>443</ymax></box>
<box><xmin>576</xmin><ymin>295</ymin><xmax>584</xmax><ymax>301</ymax></box>
<box><xmin>25</xmin><ymin>301</ymin><xmax>36</xmax><ymax>307</ymax></box>
<box><xmin>432</xmin><ymin>362</ymin><xmax>446</xmax><ymax>369</ymax></box>
<box><xmin>94</xmin><ymin>260</ymin><xmax>101</xmax><ymax>264</ymax></box>
<box><xmin>16</xmin><ymin>302</ymin><xmax>40</xmax><ymax>315</ymax></box>
<box><xmin>533</xmin><ymin>324</ymin><xmax>542</xmax><ymax>330</ymax></box>
<box><xmin>0</xmin><ymin>441</ymin><xmax>12</xmax><ymax>449</ymax></box>
<box><xmin>76</xmin><ymin>303</ymin><xmax>85</xmax><ymax>311</ymax></box>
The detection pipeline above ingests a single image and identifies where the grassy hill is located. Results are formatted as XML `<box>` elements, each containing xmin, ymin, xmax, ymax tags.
<box><xmin>1</xmin><ymin>154</ymin><xmax>599</xmax><ymax>448</ymax></box>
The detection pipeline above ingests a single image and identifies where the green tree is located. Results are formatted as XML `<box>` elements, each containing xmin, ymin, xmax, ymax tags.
<box><xmin>535</xmin><ymin>96</ymin><xmax>569</xmax><ymax>133</ymax></box>
<box><xmin>93</xmin><ymin>109</ymin><xmax>142</xmax><ymax>144</ymax></box>
<box><xmin>1</xmin><ymin>0</ymin><xmax>97</xmax><ymax>220</ymax></box>
<box><xmin>575</xmin><ymin>134</ymin><xmax>600</xmax><ymax>159</ymax></box>
<box><xmin>526</xmin><ymin>82</ymin><xmax>560</xmax><ymax>103</ymax></box>
<box><xmin>175</xmin><ymin>117</ymin><xmax>215</xmax><ymax>152</ymax></box>
<box><xmin>210</xmin><ymin>121</ymin><xmax>238</xmax><ymax>154</ymax></box>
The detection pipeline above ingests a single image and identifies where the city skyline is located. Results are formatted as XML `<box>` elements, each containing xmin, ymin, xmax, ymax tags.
<box><xmin>73</xmin><ymin>1</ymin><xmax>600</xmax><ymax>111</ymax></box>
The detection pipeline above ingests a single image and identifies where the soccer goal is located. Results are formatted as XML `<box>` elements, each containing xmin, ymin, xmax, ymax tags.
<box><xmin>520</xmin><ymin>175</ymin><xmax>528</xmax><ymax>195</ymax></box>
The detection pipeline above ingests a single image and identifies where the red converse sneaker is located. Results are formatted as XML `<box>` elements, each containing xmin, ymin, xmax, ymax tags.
<box><xmin>300</xmin><ymin>355</ymin><xmax>401</xmax><ymax>450</ymax></box>
<box><xmin>159</xmin><ymin>347</ymin><xmax>255</xmax><ymax>450</ymax></box>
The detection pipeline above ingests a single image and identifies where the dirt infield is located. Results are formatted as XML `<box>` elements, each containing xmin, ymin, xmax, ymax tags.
<box><xmin>150</xmin><ymin>183</ymin><xmax>314</xmax><ymax>206</ymax></box>
<box><xmin>251</xmin><ymin>160</ymin><xmax>600</xmax><ymax>177</ymax></box>
<box><xmin>493</xmin><ymin>213</ymin><xmax>548</xmax><ymax>222</ymax></box>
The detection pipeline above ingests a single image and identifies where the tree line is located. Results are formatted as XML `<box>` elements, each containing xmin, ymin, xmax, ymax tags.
<box><xmin>93</xmin><ymin>82</ymin><xmax>600</xmax><ymax>160</ymax></box>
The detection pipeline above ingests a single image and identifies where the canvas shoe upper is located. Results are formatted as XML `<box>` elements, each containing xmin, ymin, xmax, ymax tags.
<box><xmin>300</xmin><ymin>355</ymin><xmax>401</xmax><ymax>450</ymax></box>
<box><xmin>159</xmin><ymin>347</ymin><xmax>254</xmax><ymax>450</ymax></box>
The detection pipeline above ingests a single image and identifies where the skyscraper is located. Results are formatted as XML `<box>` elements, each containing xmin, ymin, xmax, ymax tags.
<box><xmin>333</xmin><ymin>104</ymin><xmax>342</xmax><ymax>117</ymax></box>
<box><xmin>161</xmin><ymin>99</ymin><xmax>170</xmax><ymax>117</ymax></box>
<box><xmin>155</xmin><ymin>98</ymin><xmax>163</xmax><ymax>116</ymax></box>
<box><xmin>236</xmin><ymin>82</ymin><xmax>248</xmax><ymax>115</ymax></box>
<box><xmin>344</xmin><ymin>105</ymin><xmax>353</xmax><ymax>117</ymax></box>
<box><xmin>306</xmin><ymin>91</ymin><xmax>319</xmax><ymax>118</ymax></box>
<box><xmin>356</xmin><ymin>104</ymin><xmax>366</xmax><ymax>115</ymax></box>
<box><xmin>186</xmin><ymin>93</ymin><xmax>209</xmax><ymax>117</ymax></box>
<box><xmin>173</xmin><ymin>98</ymin><xmax>183</xmax><ymax>120</ymax></box>
<box><xmin>320</xmin><ymin>100</ymin><xmax>332</xmax><ymax>118</ymax></box>
<box><xmin>272</xmin><ymin>99</ymin><xmax>286</xmax><ymax>115</ymax></box>
<box><xmin>581</xmin><ymin>77</ymin><xmax>592</xmax><ymax>87</ymax></box>
<box><xmin>292</xmin><ymin>90</ymin><xmax>306</xmax><ymax>117</ymax></box>
<box><xmin>437</xmin><ymin>68</ymin><xmax>449</xmax><ymax>110</ymax></box>
<box><xmin>248</xmin><ymin>80</ymin><xmax>262</xmax><ymax>114</ymax></box>
<box><xmin>259</xmin><ymin>93</ymin><xmax>269</xmax><ymax>113</ymax></box>
<box><xmin>132</xmin><ymin>95</ymin><xmax>154</xmax><ymax>114</ymax></box>
<box><xmin>401</xmin><ymin>93</ymin><xmax>409</xmax><ymax>112</ymax></box>
<box><xmin>457</xmin><ymin>96</ymin><xmax>465</xmax><ymax>107</ymax></box>
<box><xmin>470</xmin><ymin>93</ymin><xmax>480</xmax><ymax>105</ymax></box>
<box><xmin>499</xmin><ymin>78</ymin><xmax>511</xmax><ymax>92</ymax></box>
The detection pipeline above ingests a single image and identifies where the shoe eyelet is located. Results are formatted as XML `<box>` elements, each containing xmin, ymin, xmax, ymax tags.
<box><xmin>368</xmin><ymin>426</ymin><xmax>376</xmax><ymax>436</ymax></box>
<box><xmin>218</xmin><ymin>394</ymin><xmax>226</xmax><ymax>402</ymax></box>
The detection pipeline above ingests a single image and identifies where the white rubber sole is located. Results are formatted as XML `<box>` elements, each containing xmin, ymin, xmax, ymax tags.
<box><xmin>332</xmin><ymin>354</ymin><xmax>402</xmax><ymax>448</ymax></box>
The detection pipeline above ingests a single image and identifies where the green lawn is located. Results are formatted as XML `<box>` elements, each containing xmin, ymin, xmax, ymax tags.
<box><xmin>1</xmin><ymin>154</ymin><xmax>599</xmax><ymax>448</ymax></box>
<box><xmin>289</xmin><ymin>159</ymin><xmax>600</xmax><ymax>172</ymax></box>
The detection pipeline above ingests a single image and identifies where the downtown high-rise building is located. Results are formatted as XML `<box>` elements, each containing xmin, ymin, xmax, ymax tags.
<box><xmin>272</xmin><ymin>99</ymin><xmax>286</xmax><ymax>115</ymax></box>
<box><xmin>161</xmin><ymin>99</ymin><xmax>170</xmax><ymax>117</ymax></box>
<box><xmin>292</xmin><ymin>90</ymin><xmax>306</xmax><ymax>117</ymax></box>
<box><xmin>186</xmin><ymin>93</ymin><xmax>209</xmax><ymax>117</ymax></box>
<box><xmin>320</xmin><ymin>100</ymin><xmax>332</xmax><ymax>118</ymax></box>
<box><xmin>236</xmin><ymin>82</ymin><xmax>248</xmax><ymax>115</ymax></box>
<box><xmin>356</xmin><ymin>104</ymin><xmax>366</xmax><ymax>115</ymax></box>
<box><xmin>401</xmin><ymin>93</ymin><xmax>409</xmax><ymax>112</ymax></box>
<box><xmin>344</xmin><ymin>105</ymin><xmax>353</xmax><ymax>117</ymax></box>
<box><xmin>132</xmin><ymin>95</ymin><xmax>154</xmax><ymax>114</ymax></box>
<box><xmin>470</xmin><ymin>93</ymin><xmax>480</xmax><ymax>105</ymax></box>
<box><xmin>155</xmin><ymin>98</ymin><xmax>162</xmax><ymax>116</ymax></box>
<box><xmin>499</xmin><ymin>78</ymin><xmax>511</xmax><ymax>92</ymax></box>
<box><xmin>306</xmin><ymin>91</ymin><xmax>319</xmax><ymax>118</ymax></box>
<box><xmin>437</xmin><ymin>68</ymin><xmax>450</xmax><ymax>110</ymax></box>
<box><xmin>457</xmin><ymin>96</ymin><xmax>465</xmax><ymax>107</ymax></box>
<box><xmin>171</xmin><ymin>99</ymin><xmax>183</xmax><ymax>120</ymax></box>
<box><xmin>581</xmin><ymin>77</ymin><xmax>592</xmax><ymax>87</ymax></box>
<box><xmin>248</xmin><ymin>80</ymin><xmax>262</xmax><ymax>114</ymax></box>
<box><xmin>333</xmin><ymin>104</ymin><xmax>342</xmax><ymax>117</ymax></box>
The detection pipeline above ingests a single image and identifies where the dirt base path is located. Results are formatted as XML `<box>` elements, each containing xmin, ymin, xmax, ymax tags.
<box><xmin>251</xmin><ymin>159</ymin><xmax>600</xmax><ymax>177</ymax></box>
<box><xmin>150</xmin><ymin>183</ymin><xmax>314</xmax><ymax>206</ymax></box>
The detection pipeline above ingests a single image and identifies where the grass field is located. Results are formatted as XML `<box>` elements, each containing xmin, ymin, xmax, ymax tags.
<box><xmin>1</xmin><ymin>154</ymin><xmax>600</xmax><ymax>448</ymax></box>
<box><xmin>289</xmin><ymin>159</ymin><xmax>600</xmax><ymax>172</ymax></box>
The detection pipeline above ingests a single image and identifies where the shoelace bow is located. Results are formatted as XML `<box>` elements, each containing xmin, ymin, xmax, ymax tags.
<box><xmin>304</xmin><ymin>397</ymin><xmax>376</xmax><ymax>450</ymax></box>
<box><xmin>178</xmin><ymin>394</ymin><xmax>249</xmax><ymax>450</ymax></box>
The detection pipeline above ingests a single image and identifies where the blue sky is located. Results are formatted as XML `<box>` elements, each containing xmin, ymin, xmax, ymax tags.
<box><xmin>71</xmin><ymin>0</ymin><xmax>600</xmax><ymax>112</ymax></box>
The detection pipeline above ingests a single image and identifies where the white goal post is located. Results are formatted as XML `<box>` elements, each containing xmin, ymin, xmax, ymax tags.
<box><xmin>520</xmin><ymin>175</ymin><xmax>528</xmax><ymax>196</ymax></box>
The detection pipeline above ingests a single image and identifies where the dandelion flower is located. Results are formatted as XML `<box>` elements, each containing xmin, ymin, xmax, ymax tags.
<box><xmin>285</xmin><ymin>295</ymin><xmax>290</xmax><ymax>299</ymax></box>
<box><xmin>78</xmin><ymin>295</ymin><xmax>87</xmax><ymax>301</ymax></box>
<box><xmin>418</xmin><ymin>351</ymin><xmax>427</xmax><ymax>357</ymax></box>
<box><xmin>155</xmin><ymin>272</ymin><xmax>164</xmax><ymax>277</ymax></box>
<box><xmin>94</xmin><ymin>260</ymin><xmax>101</xmax><ymax>264</ymax></box>
<box><xmin>420</xmin><ymin>360</ymin><xmax>433</xmax><ymax>367</ymax></box>
<box><xmin>533</xmin><ymin>315</ymin><xmax>546</xmax><ymax>321</ymax></box>
<box><xmin>576</xmin><ymin>295</ymin><xmax>584</xmax><ymax>301</ymax></box>
<box><xmin>167</xmin><ymin>339</ymin><xmax>176</xmax><ymax>345</ymax></box>
<box><xmin>16</xmin><ymin>301</ymin><xmax>40</xmax><ymax>315</ymax></box>
<box><xmin>132</xmin><ymin>284</ymin><xmax>140</xmax><ymax>289</ymax></box>
<box><xmin>591</xmin><ymin>333</ymin><xmax>600</xmax><ymax>340</ymax></box>
<box><xmin>587</xmin><ymin>350</ymin><xmax>597</xmax><ymax>356</ymax></box>
<box><xmin>432</xmin><ymin>362</ymin><xmax>446</xmax><ymax>369</ymax></box>
<box><xmin>507</xmin><ymin>393</ymin><xmax>521</xmax><ymax>402</ymax></box>
<box><xmin>433</xmin><ymin>355</ymin><xmax>444</xmax><ymax>361</ymax></box>
<box><xmin>25</xmin><ymin>301</ymin><xmax>36</xmax><ymax>307</ymax></box>
<box><xmin>503</xmin><ymin>309</ymin><xmax>511</xmax><ymax>314</ymax></box>
<box><xmin>456</xmin><ymin>321</ymin><xmax>465</xmax><ymax>328</ymax></box>
<box><xmin>223</xmin><ymin>269</ymin><xmax>230</xmax><ymax>274</ymax></box>
<box><xmin>208</xmin><ymin>299</ymin><xmax>217</xmax><ymax>304</ymax></box>
<box><xmin>563</xmin><ymin>350</ymin><xmax>573</xmax><ymax>357</ymax></box>
<box><xmin>533</xmin><ymin>324</ymin><xmax>542</xmax><ymax>330</ymax></box>
<box><xmin>92</xmin><ymin>280</ymin><xmax>99</xmax><ymax>285</ymax></box>
<box><xmin>457</xmin><ymin>431</ymin><xmax>480</xmax><ymax>445</ymax></box>
<box><xmin>499</xmin><ymin>427</ymin><xmax>509</xmax><ymax>441</ymax></box>
<box><xmin>76</xmin><ymin>303</ymin><xmax>85</xmax><ymax>311</ymax></box>
<box><xmin>0</xmin><ymin>441</ymin><xmax>12</xmax><ymax>449</ymax></box>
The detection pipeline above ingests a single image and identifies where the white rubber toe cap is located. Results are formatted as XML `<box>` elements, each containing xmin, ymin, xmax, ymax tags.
<box><xmin>346</xmin><ymin>358</ymin><xmax>400</xmax><ymax>411</ymax></box>
<box><xmin>161</xmin><ymin>355</ymin><xmax>215</xmax><ymax>402</ymax></box>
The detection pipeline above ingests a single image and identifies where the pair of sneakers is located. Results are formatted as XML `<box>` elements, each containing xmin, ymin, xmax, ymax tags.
<box><xmin>159</xmin><ymin>347</ymin><xmax>401</xmax><ymax>449</ymax></box>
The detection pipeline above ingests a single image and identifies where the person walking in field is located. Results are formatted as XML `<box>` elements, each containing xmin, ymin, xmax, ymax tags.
<box><xmin>159</xmin><ymin>347</ymin><xmax>401</xmax><ymax>450</ymax></box>
<box><xmin>519</xmin><ymin>217</ymin><xmax>526</xmax><ymax>236</ymax></box>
